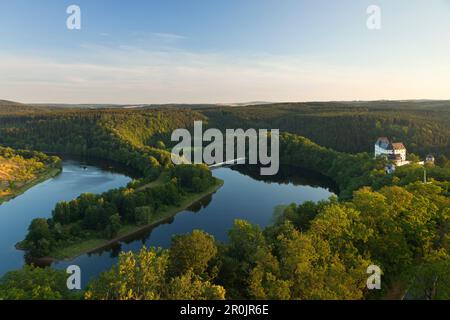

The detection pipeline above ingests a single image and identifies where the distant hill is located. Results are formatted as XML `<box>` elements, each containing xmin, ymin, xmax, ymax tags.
<box><xmin>0</xmin><ymin>100</ymin><xmax>45</xmax><ymax>114</ymax></box>
<box><xmin>200</xmin><ymin>100</ymin><xmax>450</xmax><ymax>157</ymax></box>
<box><xmin>1</xmin><ymin>98</ymin><xmax>450</xmax><ymax>157</ymax></box>
<box><xmin>0</xmin><ymin>100</ymin><xmax>29</xmax><ymax>109</ymax></box>
<box><xmin>30</xmin><ymin>103</ymin><xmax>122</xmax><ymax>109</ymax></box>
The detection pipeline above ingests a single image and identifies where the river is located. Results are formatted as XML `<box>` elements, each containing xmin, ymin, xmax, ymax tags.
<box><xmin>0</xmin><ymin>159</ymin><xmax>336</xmax><ymax>287</ymax></box>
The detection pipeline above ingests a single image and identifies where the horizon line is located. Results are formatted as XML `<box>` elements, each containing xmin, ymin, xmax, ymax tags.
<box><xmin>5</xmin><ymin>98</ymin><xmax>450</xmax><ymax>107</ymax></box>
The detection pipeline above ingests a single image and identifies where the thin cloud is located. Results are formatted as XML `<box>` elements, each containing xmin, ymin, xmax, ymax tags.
<box><xmin>151</xmin><ymin>32</ymin><xmax>188</xmax><ymax>41</ymax></box>
<box><xmin>0</xmin><ymin>44</ymin><xmax>448</xmax><ymax>104</ymax></box>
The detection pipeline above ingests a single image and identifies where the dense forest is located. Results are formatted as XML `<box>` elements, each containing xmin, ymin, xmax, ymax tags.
<box><xmin>81</xmin><ymin>178</ymin><xmax>448</xmax><ymax>300</ymax></box>
<box><xmin>201</xmin><ymin>101</ymin><xmax>450</xmax><ymax>158</ymax></box>
<box><xmin>278</xmin><ymin>133</ymin><xmax>450</xmax><ymax>199</ymax></box>
<box><xmin>0</xmin><ymin>100</ymin><xmax>449</xmax><ymax>300</ymax></box>
<box><xmin>2</xmin><ymin>100</ymin><xmax>449</xmax><ymax>161</ymax></box>
<box><xmin>0</xmin><ymin>146</ymin><xmax>61</xmax><ymax>203</ymax></box>
<box><xmin>2</xmin><ymin>179</ymin><xmax>448</xmax><ymax>300</ymax></box>
<box><xmin>0</xmin><ymin>101</ymin><xmax>220</xmax><ymax>259</ymax></box>
<box><xmin>19</xmin><ymin>164</ymin><xmax>217</xmax><ymax>259</ymax></box>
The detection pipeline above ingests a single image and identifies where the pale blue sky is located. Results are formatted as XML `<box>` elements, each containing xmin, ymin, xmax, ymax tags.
<box><xmin>0</xmin><ymin>0</ymin><xmax>449</xmax><ymax>103</ymax></box>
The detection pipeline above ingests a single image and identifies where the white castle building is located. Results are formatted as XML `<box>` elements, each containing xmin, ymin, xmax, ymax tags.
<box><xmin>375</xmin><ymin>137</ymin><xmax>410</xmax><ymax>166</ymax></box>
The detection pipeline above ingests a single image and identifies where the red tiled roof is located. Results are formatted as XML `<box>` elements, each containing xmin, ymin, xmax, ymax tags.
<box><xmin>391</xmin><ymin>142</ymin><xmax>406</xmax><ymax>150</ymax></box>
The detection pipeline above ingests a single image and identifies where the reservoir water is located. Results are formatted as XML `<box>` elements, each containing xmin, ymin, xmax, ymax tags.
<box><xmin>0</xmin><ymin>160</ymin><xmax>131</xmax><ymax>278</ymax></box>
<box><xmin>0</xmin><ymin>159</ymin><xmax>336</xmax><ymax>287</ymax></box>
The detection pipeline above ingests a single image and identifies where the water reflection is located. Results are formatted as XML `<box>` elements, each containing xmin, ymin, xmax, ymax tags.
<box><xmin>186</xmin><ymin>193</ymin><xmax>213</xmax><ymax>213</ymax></box>
<box><xmin>0</xmin><ymin>159</ymin><xmax>336</xmax><ymax>287</ymax></box>
<box><xmin>52</xmin><ymin>165</ymin><xmax>335</xmax><ymax>287</ymax></box>
<box><xmin>232</xmin><ymin>165</ymin><xmax>339</xmax><ymax>193</ymax></box>
<box><xmin>0</xmin><ymin>159</ymin><xmax>131</xmax><ymax>277</ymax></box>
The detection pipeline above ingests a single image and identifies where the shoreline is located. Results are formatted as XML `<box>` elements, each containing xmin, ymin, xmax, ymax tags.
<box><xmin>31</xmin><ymin>178</ymin><xmax>224</xmax><ymax>263</ymax></box>
<box><xmin>0</xmin><ymin>166</ymin><xmax>62</xmax><ymax>205</ymax></box>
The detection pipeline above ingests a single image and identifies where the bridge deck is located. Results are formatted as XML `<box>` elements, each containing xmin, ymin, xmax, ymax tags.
<box><xmin>208</xmin><ymin>158</ymin><xmax>246</xmax><ymax>169</ymax></box>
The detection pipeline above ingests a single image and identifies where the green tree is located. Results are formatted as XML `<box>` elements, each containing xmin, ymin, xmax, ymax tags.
<box><xmin>0</xmin><ymin>265</ymin><xmax>78</xmax><ymax>300</ymax></box>
<box><xmin>406</xmin><ymin>252</ymin><xmax>450</xmax><ymax>300</ymax></box>
<box><xmin>134</xmin><ymin>206</ymin><xmax>153</xmax><ymax>226</ymax></box>
<box><xmin>24</xmin><ymin>218</ymin><xmax>54</xmax><ymax>258</ymax></box>
<box><xmin>167</xmin><ymin>271</ymin><xmax>225</xmax><ymax>300</ymax></box>
<box><xmin>85</xmin><ymin>247</ymin><xmax>169</xmax><ymax>300</ymax></box>
<box><xmin>169</xmin><ymin>230</ymin><xmax>218</xmax><ymax>276</ymax></box>
<box><xmin>105</xmin><ymin>213</ymin><xmax>121</xmax><ymax>239</ymax></box>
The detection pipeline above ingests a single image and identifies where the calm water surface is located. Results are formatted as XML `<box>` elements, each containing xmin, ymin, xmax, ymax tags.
<box><xmin>0</xmin><ymin>160</ymin><xmax>131</xmax><ymax>278</ymax></box>
<box><xmin>0</xmin><ymin>160</ymin><xmax>335</xmax><ymax>287</ymax></box>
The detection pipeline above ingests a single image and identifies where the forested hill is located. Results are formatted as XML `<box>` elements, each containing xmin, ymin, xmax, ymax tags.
<box><xmin>0</xmin><ymin>100</ymin><xmax>46</xmax><ymax>115</ymax></box>
<box><xmin>0</xmin><ymin>103</ymin><xmax>208</xmax><ymax>180</ymax></box>
<box><xmin>1</xmin><ymin>99</ymin><xmax>450</xmax><ymax>160</ymax></box>
<box><xmin>0</xmin><ymin>100</ymin><xmax>449</xmax><ymax>300</ymax></box>
<box><xmin>0</xmin><ymin>105</ymin><xmax>205</xmax><ymax>152</ymax></box>
<box><xmin>200</xmin><ymin>101</ymin><xmax>450</xmax><ymax>158</ymax></box>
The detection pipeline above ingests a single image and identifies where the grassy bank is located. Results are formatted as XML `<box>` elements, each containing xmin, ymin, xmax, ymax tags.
<box><xmin>46</xmin><ymin>177</ymin><xmax>224</xmax><ymax>261</ymax></box>
<box><xmin>0</xmin><ymin>167</ymin><xmax>62</xmax><ymax>205</ymax></box>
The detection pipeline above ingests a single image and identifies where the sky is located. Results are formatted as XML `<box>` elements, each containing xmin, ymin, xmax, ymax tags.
<box><xmin>0</xmin><ymin>0</ymin><xmax>449</xmax><ymax>104</ymax></box>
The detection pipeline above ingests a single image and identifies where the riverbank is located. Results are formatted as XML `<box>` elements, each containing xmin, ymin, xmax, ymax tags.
<box><xmin>0</xmin><ymin>166</ymin><xmax>62</xmax><ymax>205</ymax></box>
<box><xmin>37</xmin><ymin>177</ymin><xmax>224</xmax><ymax>261</ymax></box>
